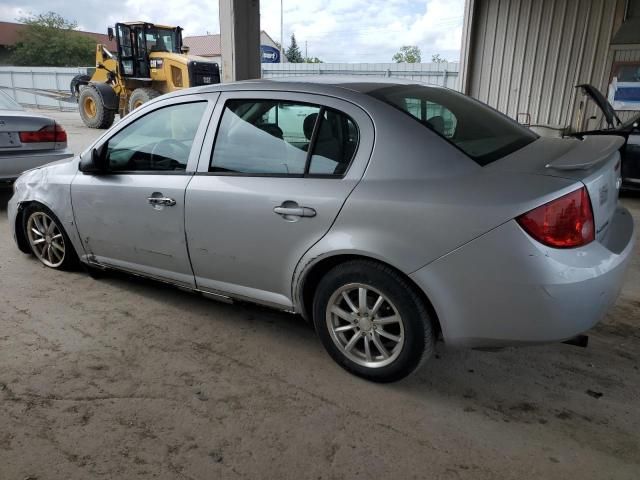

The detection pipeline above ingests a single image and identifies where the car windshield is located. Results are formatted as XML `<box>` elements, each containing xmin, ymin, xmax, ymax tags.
<box><xmin>366</xmin><ymin>84</ymin><xmax>538</xmax><ymax>166</ymax></box>
<box><xmin>0</xmin><ymin>90</ymin><xmax>23</xmax><ymax>111</ymax></box>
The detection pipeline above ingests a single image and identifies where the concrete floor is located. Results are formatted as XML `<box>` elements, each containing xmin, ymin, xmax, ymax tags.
<box><xmin>1</xmin><ymin>110</ymin><xmax>639</xmax><ymax>479</ymax></box>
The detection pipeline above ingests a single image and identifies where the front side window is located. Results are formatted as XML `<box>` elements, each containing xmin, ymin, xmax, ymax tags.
<box><xmin>105</xmin><ymin>102</ymin><xmax>206</xmax><ymax>172</ymax></box>
<box><xmin>210</xmin><ymin>99</ymin><xmax>359</xmax><ymax>176</ymax></box>
<box><xmin>367</xmin><ymin>85</ymin><xmax>537</xmax><ymax>166</ymax></box>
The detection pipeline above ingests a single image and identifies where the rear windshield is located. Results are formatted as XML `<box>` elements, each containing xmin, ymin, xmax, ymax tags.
<box><xmin>366</xmin><ymin>85</ymin><xmax>537</xmax><ymax>166</ymax></box>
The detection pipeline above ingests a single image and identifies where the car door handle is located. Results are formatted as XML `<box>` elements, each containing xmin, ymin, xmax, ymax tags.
<box><xmin>147</xmin><ymin>196</ymin><xmax>176</xmax><ymax>207</ymax></box>
<box><xmin>273</xmin><ymin>204</ymin><xmax>316</xmax><ymax>218</ymax></box>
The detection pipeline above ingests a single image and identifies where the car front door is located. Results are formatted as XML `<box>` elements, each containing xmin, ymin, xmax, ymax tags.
<box><xmin>71</xmin><ymin>94</ymin><xmax>215</xmax><ymax>287</ymax></box>
<box><xmin>185</xmin><ymin>91</ymin><xmax>374</xmax><ymax>308</ymax></box>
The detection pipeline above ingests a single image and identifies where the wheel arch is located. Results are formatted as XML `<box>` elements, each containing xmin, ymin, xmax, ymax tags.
<box><xmin>295</xmin><ymin>253</ymin><xmax>442</xmax><ymax>336</ymax></box>
<box><xmin>14</xmin><ymin>201</ymin><xmax>31</xmax><ymax>253</ymax></box>
<box><xmin>15</xmin><ymin>200</ymin><xmax>78</xmax><ymax>255</ymax></box>
<box><xmin>90</xmin><ymin>82</ymin><xmax>119</xmax><ymax>110</ymax></box>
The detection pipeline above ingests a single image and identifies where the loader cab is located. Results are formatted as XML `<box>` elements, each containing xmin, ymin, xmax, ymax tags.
<box><xmin>115</xmin><ymin>22</ymin><xmax>183</xmax><ymax>79</ymax></box>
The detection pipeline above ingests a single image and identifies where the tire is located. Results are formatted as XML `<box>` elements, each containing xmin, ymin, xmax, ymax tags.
<box><xmin>129</xmin><ymin>88</ymin><xmax>161</xmax><ymax>112</ymax></box>
<box><xmin>79</xmin><ymin>86</ymin><xmax>116</xmax><ymax>129</ymax></box>
<box><xmin>22</xmin><ymin>204</ymin><xmax>79</xmax><ymax>270</ymax></box>
<box><xmin>313</xmin><ymin>260</ymin><xmax>435</xmax><ymax>382</ymax></box>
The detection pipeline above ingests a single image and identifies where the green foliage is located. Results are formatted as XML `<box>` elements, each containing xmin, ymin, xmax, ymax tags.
<box><xmin>304</xmin><ymin>56</ymin><xmax>323</xmax><ymax>63</ymax></box>
<box><xmin>11</xmin><ymin>12</ymin><xmax>96</xmax><ymax>67</ymax></box>
<box><xmin>431</xmin><ymin>53</ymin><xmax>447</xmax><ymax>64</ymax></box>
<box><xmin>285</xmin><ymin>34</ymin><xmax>304</xmax><ymax>63</ymax></box>
<box><xmin>392</xmin><ymin>46</ymin><xmax>422</xmax><ymax>63</ymax></box>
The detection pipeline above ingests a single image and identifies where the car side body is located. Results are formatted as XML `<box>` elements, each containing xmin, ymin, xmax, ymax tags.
<box><xmin>7</xmin><ymin>78</ymin><xmax>636</xmax><ymax>380</ymax></box>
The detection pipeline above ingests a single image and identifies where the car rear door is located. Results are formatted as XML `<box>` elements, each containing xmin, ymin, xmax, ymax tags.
<box><xmin>185</xmin><ymin>91</ymin><xmax>374</xmax><ymax>308</ymax></box>
<box><xmin>71</xmin><ymin>93</ymin><xmax>216</xmax><ymax>287</ymax></box>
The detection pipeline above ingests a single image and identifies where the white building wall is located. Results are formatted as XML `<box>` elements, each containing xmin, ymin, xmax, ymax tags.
<box><xmin>461</xmin><ymin>0</ymin><xmax>626</xmax><ymax>131</ymax></box>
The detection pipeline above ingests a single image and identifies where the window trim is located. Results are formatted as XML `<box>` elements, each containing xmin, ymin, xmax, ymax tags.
<box><xmin>207</xmin><ymin>98</ymin><xmax>360</xmax><ymax>179</ymax></box>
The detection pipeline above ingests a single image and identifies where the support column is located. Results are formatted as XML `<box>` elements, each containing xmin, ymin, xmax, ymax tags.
<box><xmin>219</xmin><ymin>0</ymin><xmax>261</xmax><ymax>82</ymax></box>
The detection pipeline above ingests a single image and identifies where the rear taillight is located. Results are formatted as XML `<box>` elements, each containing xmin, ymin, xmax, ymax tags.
<box><xmin>19</xmin><ymin>123</ymin><xmax>67</xmax><ymax>143</ymax></box>
<box><xmin>516</xmin><ymin>187</ymin><xmax>595</xmax><ymax>248</ymax></box>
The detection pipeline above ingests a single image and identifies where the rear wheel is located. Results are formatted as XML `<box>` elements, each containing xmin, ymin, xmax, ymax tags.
<box><xmin>78</xmin><ymin>86</ymin><xmax>116</xmax><ymax>129</ymax></box>
<box><xmin>23</xmin><ymin>205</ymin><xmax>78</xmax><ymax>270</ymax></box>
<box><xmin>129</xmin><ymin>88</ymin><xmax>161</xmax><ymax>112</ymax></box>
<box><xmin>313</xmin><ymin>260</ymin><xmax>435</xmax><ymax>382</ymax></box>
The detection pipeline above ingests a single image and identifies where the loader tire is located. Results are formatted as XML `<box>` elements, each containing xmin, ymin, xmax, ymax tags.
<box><xmin>129</xmin><ymin>88</ymin><xmax>161</xmax><ymax>112</ymax></box>
<box><xmin>79</xmin><ymin>86</ymin><xmax>116</xmax><ymax>129</ymax></box>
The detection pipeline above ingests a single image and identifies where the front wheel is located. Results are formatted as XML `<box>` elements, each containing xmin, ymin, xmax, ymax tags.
<box><xmin>23</xmin><ymin>205</ymin><xmax>78</xmax><ymax>270</ymax></box>
<box><xmin>313</xmin><ymin>260</ymin><xmax>435</xmax><ymax>382</ymax></box>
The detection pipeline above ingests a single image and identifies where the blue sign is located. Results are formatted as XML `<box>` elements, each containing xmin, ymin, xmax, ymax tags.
<box><xmin>261</xmin><ymin>45</ymin><xmax>280</xmax><ymax>63</ymax></box>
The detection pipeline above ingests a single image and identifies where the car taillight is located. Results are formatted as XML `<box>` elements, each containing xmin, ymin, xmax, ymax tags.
<box><xmin>19</xmin><ymin>123</ymin><xmax>67</xmax><ymax>143</ymax></box>
<box><xmin>516</xmin><ymin>186</ymin><xmax>595</xmax><ymax>248</ymax></box>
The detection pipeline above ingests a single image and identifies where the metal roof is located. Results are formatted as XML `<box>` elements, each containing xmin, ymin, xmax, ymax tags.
<box><xmin>182</xmin><ymin>34</ymin><xmax>221</xmax><ymax>57</ymax></box>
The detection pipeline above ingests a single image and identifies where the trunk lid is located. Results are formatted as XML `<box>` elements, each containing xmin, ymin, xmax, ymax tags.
<box><xmin>489</xmin><ymin>135</ymin><xmax>624</xmax><ymax>242</ymax></box>
<box><xmin>0</xmin><ymin>110</ymin><xmax>59</xmax><ymax>152</ymax></box>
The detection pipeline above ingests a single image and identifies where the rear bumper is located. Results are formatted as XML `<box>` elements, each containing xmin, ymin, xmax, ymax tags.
<box><xmin>410</xmin><ymin>206</ymin><xmax>635</xmax><ymax>348</ymax></box>
<box><xmin>0</xmin><ymin>149</ymin><xmax>74</xmax><ymax>181</ymax></box>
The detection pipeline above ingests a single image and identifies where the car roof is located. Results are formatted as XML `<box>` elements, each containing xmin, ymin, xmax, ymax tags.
<box><xmin>179</xmin><ymin>75</ymin><xmax>445</xmax><ymax>99</ymax></box>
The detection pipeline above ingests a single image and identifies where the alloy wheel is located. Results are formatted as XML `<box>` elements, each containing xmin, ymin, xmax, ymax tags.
<box><xmin>326</xmin><ymin>283</ymin><xmax>405</xmax><ymax>368</ymax></box>
<box><xmin>26</xmin><ymin>211</ymin><xmax>66</xmax><ymax>268</ymax></box>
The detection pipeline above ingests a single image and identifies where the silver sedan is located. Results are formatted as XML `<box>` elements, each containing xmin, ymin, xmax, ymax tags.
<box><xmin>7</xmin><ymin>79</ymin><xmax>636</xmax><ymax>382</ymax></box>
<box><xmin>0</xmin><ymin>90</ymin><xmax>73</xmax><ymax>184</ymax></box>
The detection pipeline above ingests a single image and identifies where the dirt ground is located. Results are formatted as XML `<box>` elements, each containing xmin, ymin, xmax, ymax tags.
<box><xmin>0</xmin><ymin>110</ymin><xmax>639</xmax><ymax>479</ymax></box>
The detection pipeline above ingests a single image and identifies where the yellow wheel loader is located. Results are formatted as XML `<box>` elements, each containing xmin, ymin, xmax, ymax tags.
<box><xmin>70</xmin><ymin>22</ymin><xmax>220</xmax><ymax>129</ymax></box>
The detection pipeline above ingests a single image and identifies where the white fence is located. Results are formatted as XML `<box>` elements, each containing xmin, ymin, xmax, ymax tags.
<box><xmin>0</xmin><ymin>62</ymin><xmax>460</xmax><ymax>111</ymax></box>
<box><xmin>261</xmin><ymin>62</ymin><xmax>459</xmax><ymax>89</ymax></box>
<box><xmin>0</xmin><ymin>66</ymin><xmax>91</xmax><ymax>111</ymax></box>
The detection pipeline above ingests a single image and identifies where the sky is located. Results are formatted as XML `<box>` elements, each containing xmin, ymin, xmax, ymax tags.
<box><xmin>0</xmin><ymin>0</ymin><xmax>464</xmax><ymax>63</ymax></box>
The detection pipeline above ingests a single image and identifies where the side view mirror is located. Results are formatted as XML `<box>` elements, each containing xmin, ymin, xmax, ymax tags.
<box><xmin>79</xmin><ymin>144</ymin><xmax>108</xmax><ymax>173</ymax></box>
<box><xmin>107</xmin><ymin>27</ymin><xmax>114</xmax><ymax>41</ymax></box>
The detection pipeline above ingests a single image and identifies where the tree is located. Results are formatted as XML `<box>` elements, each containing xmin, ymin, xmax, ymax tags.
<box><xmin>11</xmin><ymin>12</ymin><xmax>96</xmax><ymax>67</ymax></box>
<box><xmin>285</xmin><ymin>34</ymin><xmax>304</xmax><ymax>63</ymax></box>
<box><xmin>304</xmin><ymin>56</ymin><xmax>323</xmax><ymax>63</ymax></box>
<box><xmin>392</xmin><ymin>46</ymin><xmax>421</xmax><ymax>63</ymax></box>
<box><xmin>431</xmin><ymin>53</ymin><xmax>447</xmax><ymax>64</ymax></box>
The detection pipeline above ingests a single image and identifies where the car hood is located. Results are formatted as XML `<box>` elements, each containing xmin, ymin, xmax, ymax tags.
<box><xmin>576</xmin><ymin>84</ymin><xmax>624</xmax><ymax>130</ymax></box>
<box><xmin>17</xmin><ymin>154</ymin><xmax>79</xmax><ymax>181</ymax></box>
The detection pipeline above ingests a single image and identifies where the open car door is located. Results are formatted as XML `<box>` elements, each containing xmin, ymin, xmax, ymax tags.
<box><xmin>571</xmin><ymin>84</ymin><xmax>640</xmax><ymax>190</ymax></box>
<box><xmin>576</xmin><ymin>84</ymin><xmax>622</xmax><ymax>130</ymax></box>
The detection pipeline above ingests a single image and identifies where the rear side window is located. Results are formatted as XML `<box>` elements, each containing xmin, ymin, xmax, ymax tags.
<box><xmin>367</xmin><ymin>85</ymin><xmax>537</xmax><ymax>166</ymax></box>
<box><xmin>210</xmin><ymin>99</ymin><xmax>358</xmax><ymax>176</ymax></box>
